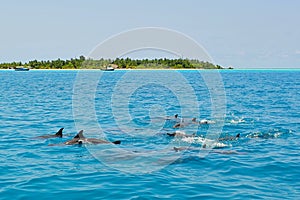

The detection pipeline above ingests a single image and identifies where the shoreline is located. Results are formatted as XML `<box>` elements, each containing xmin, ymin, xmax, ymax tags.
<box><xmin>1</xmin><ymin>68</ymin><xmax>299</xmax><ymax>71</ymax></box>
<box><xmin>0</xmin><ymin>68</ymin><xmax>213</xmax><ymax>71</ymax></box>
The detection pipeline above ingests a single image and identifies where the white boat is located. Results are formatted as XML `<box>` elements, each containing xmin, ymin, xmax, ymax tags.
<box><xmin>101</xmin><ymin>66</ymin><xmax>115</xmax><ymax>71</ymax></box>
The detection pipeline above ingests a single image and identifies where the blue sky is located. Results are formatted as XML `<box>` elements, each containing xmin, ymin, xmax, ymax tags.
<box><xmin>1</xmin><ymin>0</ymin><xmax>299</xmax><ymax>68</ymax></box>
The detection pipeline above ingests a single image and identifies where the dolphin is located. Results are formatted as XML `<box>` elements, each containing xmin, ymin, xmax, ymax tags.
<box><xmin>64</xmin><ymin>130</ymin><xmax>121</xmax><ymax>145</ymax></box>
<box><xmin>168</xmin><ymin>131</ymin><xmax>240</xmax><ymax>142</ymax></box>
<box><xmin>35</xmin><ymin>128</ymin><xmax>64</xmax><ymax>139</ymax></box>
<box><xmin>173</xmin><ymin>123</ymin><xmax>184</xmax><ymax>128</ymax></box>
<box><xmin>218</xmin><ymin>133</ymin><xmax>240</xmax><ymax>141</ymax></box>
<box><xmin>165</xmin><ymin>114</ymin><xmax>179</xmax><ymax>120</ymax></box>
<box><xmin>199</xmin><ymin>119</ymin><xmax>216</xmax><ymax>124</ymax></box>
<box><xmin>63</xmin><ymin>130</ymin><xmax>83</xmax><ymax>145</ymax></box>
<box><xmin>167</xmin><ymin>131</ymin><xmax>195</xmax><ymax>137</ymax></box>
<box><xmin>173</xmin><ymin>146</ymin><xmax>241</xmax><ymax>154</ymax></box>
<box><xmin>173</xmin><ymin>118</ymin><xmax>199</xmax><ymax>128</ymax></box>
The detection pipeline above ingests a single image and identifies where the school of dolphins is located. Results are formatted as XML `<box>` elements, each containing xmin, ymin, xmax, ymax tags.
<box><xmin>35</xmin><ymin>114</ymin><xmax>244</xmax><ymax>154</ymax></box>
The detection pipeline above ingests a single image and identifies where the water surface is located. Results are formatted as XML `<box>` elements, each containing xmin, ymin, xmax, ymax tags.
<box><xmin>0</xmin><ymin>69</ymin><xmax>299</xmax><ymax>199</ymax></box>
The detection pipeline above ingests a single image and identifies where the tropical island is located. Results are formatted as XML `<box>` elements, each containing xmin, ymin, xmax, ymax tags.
<box><xmin>0</xmin><ymin>56</ymin><xmax>225</xmax><ymax>70</ymax></box>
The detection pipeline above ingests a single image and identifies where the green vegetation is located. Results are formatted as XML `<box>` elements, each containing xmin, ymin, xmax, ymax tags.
<box><xmin>0</xmin><ymin>56</ymin><xmax>86</xmax><ymax>69</ymax></box>
<box><xmin>0</xmin><ymin>56</ymin><xmax>223</xmax><ymax>69</ymax></box>
<box><xmin>111</xmin><ymin>58</ymin><xmax>222</xmax><ymax>69</ymax></box>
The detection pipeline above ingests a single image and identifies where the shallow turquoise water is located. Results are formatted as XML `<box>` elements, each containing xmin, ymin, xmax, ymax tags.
<box><xmin>0</xmin><ymin>69</ymin><xmax>299</xmax><ymax>199</ymax></box>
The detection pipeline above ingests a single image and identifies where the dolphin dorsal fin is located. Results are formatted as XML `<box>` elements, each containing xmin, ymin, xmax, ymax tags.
<box><xmin>55</xmin><ymin>128</ymin><xmax>64</xmax><ymax>138</ymax></box>
<box><xmin>74</xmin><ymin>130</ymin><xmax>85</xmax><ymax>139</ymax></box>
<box><xmin>236</xmin><ymin>133</ymin><xmax>240</xmax><ymax>138</ymax></box>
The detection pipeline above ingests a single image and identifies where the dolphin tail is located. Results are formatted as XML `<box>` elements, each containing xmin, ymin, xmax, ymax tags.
<box><xmin>112</xmin><ymin>140</ymin><xmax>121</xmax><ymax>145</ymax></box>
<box><xmin>55</xmin><ymin>128</ymin><xmax>64</xmax><ymax>138</ymax></box>
<box><xmin>167</xmin><ymin>133</ymin><xmax>176</xmax><ymax>137</ymax></box>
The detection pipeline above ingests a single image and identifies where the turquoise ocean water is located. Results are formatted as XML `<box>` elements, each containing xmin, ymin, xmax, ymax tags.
<box><xmin>0</xmin><ymin>69</ymin><xmax>299</xmax><ymax>199</ymax></box>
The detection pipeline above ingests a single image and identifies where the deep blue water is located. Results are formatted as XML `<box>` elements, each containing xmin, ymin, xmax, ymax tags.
<box><xmin>0</xmin><ymin>69</ymin><xmax>299</xmax><ymax>199</ymax></box>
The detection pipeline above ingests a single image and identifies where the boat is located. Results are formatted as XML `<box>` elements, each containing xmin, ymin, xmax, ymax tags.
<box><xmin>15</xmin><ymin>67</ymin><xmax>30</xmax><ymax>71</ymax></box>
<box><xmin>101</xmin><ymin>66</ymin><xmax>115</xmax><ymax>71</ymax></box>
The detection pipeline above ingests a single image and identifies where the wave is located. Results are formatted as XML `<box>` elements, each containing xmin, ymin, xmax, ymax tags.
<box><xmin>246</xmin><ymin>128</ymin><xmax>293</xmax><ymax>139</ymax></box>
